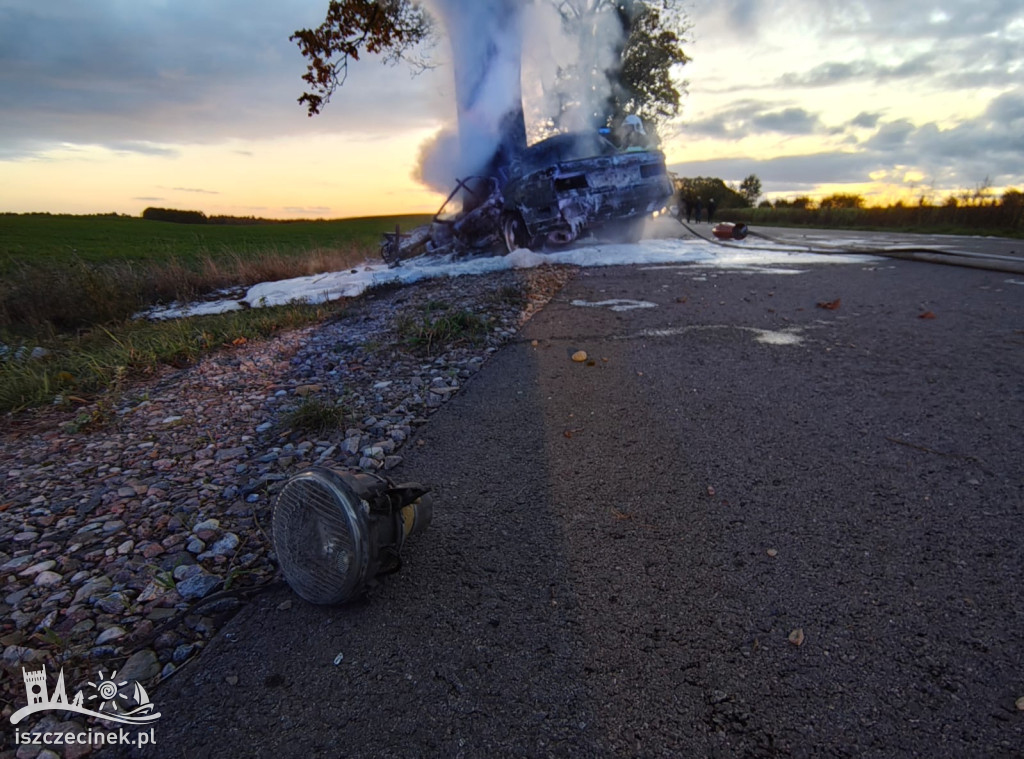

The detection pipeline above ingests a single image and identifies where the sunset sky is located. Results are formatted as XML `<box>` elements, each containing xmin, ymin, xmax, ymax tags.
<box><xmin>1</xmin><ymin>0</ymin><xmax>1022</xmax><ymax>219</ymax></box>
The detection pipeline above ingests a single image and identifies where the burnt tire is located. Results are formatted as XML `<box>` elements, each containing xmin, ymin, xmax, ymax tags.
<box><xmin>501</xmin><ymin>212</ymin><xmax>531</xmax><ymax>253</ymax></box>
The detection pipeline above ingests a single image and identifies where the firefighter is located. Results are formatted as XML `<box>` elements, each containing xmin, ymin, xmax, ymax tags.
<box><xmin>618</xmin><ymin>114</ymin><xmax>649</xmax><ymax>149</ymax></box>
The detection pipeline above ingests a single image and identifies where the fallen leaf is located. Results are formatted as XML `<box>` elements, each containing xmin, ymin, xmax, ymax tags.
<box><xmin>1016</xmin><ymin>696</ymin><xmax>1024</xmax><ymax>711</ymax></box>
<box><xmin>706</xmin><ymin>485</ymin><xmax>716</xmax><ymax>496</ymax></box>
<box><xmin>919</xmin><ymin>311</ymin><xmax>936</xmax><ymax>319</ymax></box>
<box><xmin>766</xmin><ymin>548</ymin><xmax>778</xmax><ymax>558</ymax></box>
<box><xmin>602</xmin><ymin>357</ymin><xmax>609</xmax><ymax>362</ymax></box>
<box><xmin>531</xmin><ymin>339</ymin><xmax>539</xmax><ymax>347</ymax></box>
<box><xmin>232</xmin><ymin>336</ymin><xmax>248</xmax><ymax>346</ymax></box>
<box><xmin>225</xmin><ymin>675</ymin><xmax>239</xmax><ymax>686</ymax></box>
<box><xmin>816</xmin><ymin>298</ymin><xmax>841</xmax><ymax>310</ymax></box>
<box><xmin>572</xmin><ymin>350</ymin><xmax>588</xmax><ymax>362</ymax></box>
<box><xmin>788</xmin><ymin>628</ymin><xmax>805</xmax><ymax>647</ymax></box>
<box><xmin>611</xmin><ymin>508</ymin><xmax>632</xmax><ymax>521</ymax></box>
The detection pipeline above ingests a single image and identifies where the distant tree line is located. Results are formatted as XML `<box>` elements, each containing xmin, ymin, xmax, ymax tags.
<box><xmin>1</xmin><ymin>211</ymin><xmax>133</xmax><ymax>218</ymax></box>
<box><xmin>672</xmin><ymin>175</ymin><xmax>754</xmax><ymax>211</ymax></box>
<box><xmin>140</xmin><ymin>208</ymin><xmax>310</xmax><ymax>225</ymax></box>
<box><xmin>663</xmin><ymin>174</ymin><xmax>1023</xmax><ymax>235</ymax></box>
<box><xmin>737</xmin><ymin>188</ymin><xmax>1023</xmax><ymax>235</ymax></box>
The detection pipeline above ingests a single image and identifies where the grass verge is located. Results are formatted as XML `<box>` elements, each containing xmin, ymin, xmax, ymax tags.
<box><xmin>281</xmin><ymin>394</ymin><xmax>348</xmax><ymax>437</ymax></box>
<box><xmin>0</xmin><ymin>301</ymin><xmax>346</xmax><ymax>414</ymax></box>
<box><xmin>394</xmin><ymin>300</ymin><xmax>491</xmax><ymax>355</ymax></box>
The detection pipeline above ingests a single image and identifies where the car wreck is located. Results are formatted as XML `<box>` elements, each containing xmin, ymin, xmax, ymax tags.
<box><xmin>380</xmin><ymin>132</ymin><xmax>674</xmax><ymax>266</ymax></box>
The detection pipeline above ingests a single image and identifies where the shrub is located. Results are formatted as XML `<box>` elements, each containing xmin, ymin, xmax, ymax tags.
<box><xmin>141</xmin><ymin>207</ymin><xmax>208</xmax><ymax>224</ymax></box>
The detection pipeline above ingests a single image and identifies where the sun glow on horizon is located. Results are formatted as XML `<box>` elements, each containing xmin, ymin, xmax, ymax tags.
<box><xmin>1</xmin><ymin>129</ymin><xmax>450</xmax><ymax>220</ymax></box>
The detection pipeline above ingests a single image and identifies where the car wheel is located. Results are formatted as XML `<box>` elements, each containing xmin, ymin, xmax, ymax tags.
<box><xmin>501</xmin><ymin>212</ymin><xmax>530</xmax><ymax>253</ymax></box>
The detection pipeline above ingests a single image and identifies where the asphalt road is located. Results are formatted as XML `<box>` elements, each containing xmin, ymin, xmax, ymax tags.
<box><xmin>708</xmin><ymin>223</ymin><xmax>1024</xmax><ymax>260</ymax></box>
<box><xmin>135</xmin><ymin>242</ymin><xmax>1023</xmax><ymax>758</ymax></box>
<box><xmin>653</xmin><ymin>217</ymin><xmax>1024</xmax><ymax>264</ymax></box>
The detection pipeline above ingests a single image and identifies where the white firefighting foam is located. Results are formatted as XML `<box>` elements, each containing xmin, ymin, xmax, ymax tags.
<box><xmin>142</xmin><ymin>237</ymin><xmax>877</xmax><ymax>320</ymax></box>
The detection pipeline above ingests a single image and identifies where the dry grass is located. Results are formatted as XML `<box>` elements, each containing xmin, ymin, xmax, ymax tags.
<box><xmin>0</xmin><ymin>300</ymin><xmax>347</xmax><ymax>413</ymax></box>
<box><xmin>0</xmin><ymin>246</ymin><xmax>370</xmax><ymax>413</ymax></box>
<box><xmin>393</xmin><ymin>300</ymin><xmax>491</xmax><ymax>355</ymax></box>
<box><xmin>0</xmin><ymin>247</ymin><xmax>368</xmax><ymax>332</ymax></box>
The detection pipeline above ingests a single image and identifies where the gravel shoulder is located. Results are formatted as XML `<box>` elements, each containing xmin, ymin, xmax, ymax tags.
<box><xmin>0</xmin><ymin>266</ymin><xmax>574</xmax><ymax>755</ymax></box>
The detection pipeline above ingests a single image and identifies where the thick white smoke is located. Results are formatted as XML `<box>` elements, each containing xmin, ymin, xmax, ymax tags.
<box><xmin>520</xmin><ymin>1</ymin><xmax>627</xmax><ymax>137</ymax></box>
<box><xmin>415</xmin><ymin>0</ymin><xmax>627</xmax><ymax>194</ymax></box>
<box><xmin>416</xmin><ymin>0</ymin><xmax>526</xmax><ymax>192</ymax></box>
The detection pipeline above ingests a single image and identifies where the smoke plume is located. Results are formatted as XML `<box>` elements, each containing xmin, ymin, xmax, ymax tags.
<box><xmin>415</xmin><ymin>0</ymin><xmax>627</xmax><ymax>194</ymax></box>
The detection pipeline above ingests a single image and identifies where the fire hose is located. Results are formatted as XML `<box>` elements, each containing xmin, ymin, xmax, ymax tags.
<box><xmin>676</xmin><ymin>220</ymin><xmax>1024</xmax><ymax>276</ymax></box>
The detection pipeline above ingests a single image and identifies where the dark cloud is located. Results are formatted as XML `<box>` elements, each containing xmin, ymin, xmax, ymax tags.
<box><xmin>755</xmin><ymin>2</ymin><xmax>1023</xmax><ymax>96</ymax></box>
<box><xmin>752</xmin><ymin>107</ymin><xmax>819</xmax><ymax>134</ymax></box>
<box><xmin>686</xmin><ymin>100</ymin><xmax>822</xmax><ymax>138</ymax></box>
<box><xmin>777</xmin><ymin>53</ymin><xmax>936</xmax><ymax>88</ymax></box>
<box><xmin>676</xmin><ymin>86</ymin><xmax>1024</xmax><ymax>193</ymax></box>
<box><xmin>850</xmin><ymin>112</ymin><xmax>881</xmax><ymax>129</ymax></box>
<box><xmin>683</xmin><ymin>0</ymin><xmax>1024</xmax><ymax>195</ymax></box>
<box><xmin>986</xmin><ymin>90</ymin><xmax>1024</xmax><ymax>124</ymax></box>
<box><xmin>3</xmin><ymin>0</ymin><xmax>1022</xmax><ymax>205</ymax></box>
<box><xmin>671</xmin><ymin>151</ymin><xmax>875</xmax><ymax>188</ymax></box>
<box><xmin>864</xmin><ymin>119</ymin><xmax>915</xmax><ymax>151</ymax></box>
<box><xmin>761</xmin><ymin>0</ymin><xmax>1024</xmax><ymax>45</ymax></box>
<box><xmin>0</xmin><ymin>0</ymin><xmax>447</xmax><ymax>159</ymax></box>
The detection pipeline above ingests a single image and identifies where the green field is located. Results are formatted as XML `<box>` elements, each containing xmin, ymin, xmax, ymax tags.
<box><xmin>0</xmin><ymin>212</ymin><xmax>434</xmax><ymax>333</ymax></box>
<box><xmin>0</xmin><ymin>213</ymin><xmax>433</xmax><ymax>273</ymax></box>
<box><xmin>0</xmin><ymin>212</ymin><xmax>435</xmax><ymax>412</ymax></box>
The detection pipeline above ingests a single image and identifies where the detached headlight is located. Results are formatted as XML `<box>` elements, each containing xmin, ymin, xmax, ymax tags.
<box><xmin>272</xmin><ymin>467</ymin><xmax>432</xmax><ymax>605</ymax></box>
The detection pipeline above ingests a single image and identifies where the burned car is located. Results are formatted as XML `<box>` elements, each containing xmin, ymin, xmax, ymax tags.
<box><xmin>379</xmin><ymin>177</ymin><xmax>503</xmax><ymax>267</ymax></box>
<box><xmin>499</xmin><ymin>132</ymin><xmax>674</xmax><ymax>252</ymax></box>
<box><xmin>380</xmin><ymin>132</ymin><xmax>673</xmax><ymax>265</ymax></box>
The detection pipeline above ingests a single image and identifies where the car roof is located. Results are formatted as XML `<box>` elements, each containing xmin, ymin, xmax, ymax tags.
<box><xmin>512</xmin><ymin>132</ymin><xmax>619</xmax><ymax>176</ymax></box>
